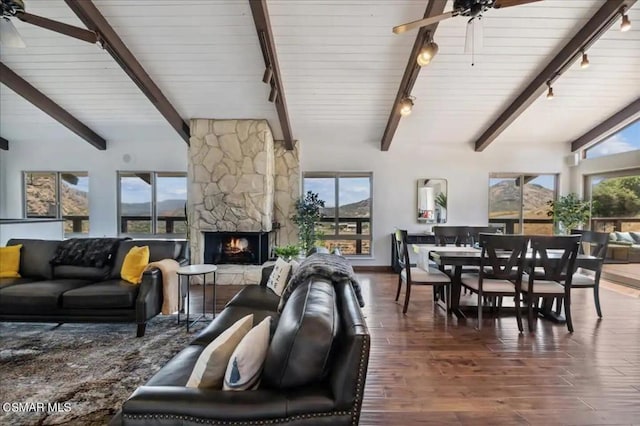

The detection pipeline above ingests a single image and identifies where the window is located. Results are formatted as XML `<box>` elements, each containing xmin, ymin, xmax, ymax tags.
<box><xmin>118</xmin><ymin>172</ymin><xmax>187</xmax><ymax>236</ymax></box>
<box><xmin>24</xmin><ymin>171</ymin><xmax>90</xmax><ymax>235</ymax></box>
<box><xmin>303</xmin><ymin>172</ymin><xmax>372</xmax><ymax>256</ymax></box>
<box><xmin>488</xmin><ymin>173</ymin><xmax>557</xmax><ymax>235</ymax></box>
<box><xmin>585</xmin><ymin>120</ymin><xmax>640</xmax><ymax>159</ymax></box>
<box><xmin>585</xmin><ymin>169</ymin><xmax>640</xmax><ymax>232</ymax></box>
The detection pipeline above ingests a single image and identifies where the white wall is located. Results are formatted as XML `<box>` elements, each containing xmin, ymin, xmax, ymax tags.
<box><xmin>301</xmin><ymin>137</ymin><xmax>571</xmax><ymax>266</ymax></box>
<box><xmin>0</xmin><ymin>130</ymin><xmax>574</xmax><ymax>266</ymax></box>
<box><xmin>0</xmin><ymin>136</ymin><xmax>187</xmax><ymax>237</ymax></box>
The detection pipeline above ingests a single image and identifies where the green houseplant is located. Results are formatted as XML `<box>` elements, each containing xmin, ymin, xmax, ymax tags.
<box><xmin>273</xmin><ymin>244</ymin><xmax>300</xmax><ymax>261</ymax></box>
<box><xmin>547</xmin><ymin>193</ymin><xmax>591</xmax><ymax>235</ymax></box>
<box><xmin>292</xmin><ymin>191</ymin><xmax>325</xmax><ymax>255</ymax></box>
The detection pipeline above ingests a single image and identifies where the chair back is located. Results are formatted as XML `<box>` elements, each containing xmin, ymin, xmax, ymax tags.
<box><xmin>529</xmin><ymin>235</ymin><xmax>580</xmax><ymax>284</ymax></box>
<box><xmin>433</xmin><ymin>226</ymin><xmax>472</xmax><ymax>247</ymax></box>
<box><xmin>571</xmin><ymin>229</ymin><xmax>609</xmax><ymax>258</ymax></box>
<box><xmin>394</xmin><ymin>229</ymin><xmax>411</xmax><ymax>277</ymax></box>
<box><xmin>478</xmin><ymin>233</ymin><xmax>528</xmax><ymax>283</ymax></box>
<box><xmin>469</xmin><ymin>226</ymin><xmax>500</xmax><ymax>246</ymax></box>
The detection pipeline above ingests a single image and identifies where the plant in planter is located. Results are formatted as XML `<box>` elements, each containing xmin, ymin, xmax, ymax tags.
<box><xmin>547</xmin><ymin>193</ymin><xmax>591</xmax><ymax>235</ymax></box>
<box><xmin>292</xmin><ymin>191</ymin><xmax>325</xmax><ymax>255</ymax></box>
<box><xmin>273</xmin><ymin>244</ymin><xmax>300</xmax><ymax>261</ymax></box>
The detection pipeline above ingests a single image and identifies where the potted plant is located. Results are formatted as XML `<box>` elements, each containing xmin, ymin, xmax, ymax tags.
<box><xmin>273</xmin><ymin>244</ymin><xmax>300</xmax><ymax>261</ymax></box>
<box><xmin>292</xmin><ymin>191</ymin><xmax>325</xmax><ymax>255</ymax></box>
<box><xmin>546</xmin><ymin>193</ymin><xmax>591</xmax><ymax>235</ymax></box>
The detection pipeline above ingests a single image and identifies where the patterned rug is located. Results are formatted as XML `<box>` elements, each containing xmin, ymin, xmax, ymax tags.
<box><xmin>0</xmin><ymin>317</ymin><xmax>205</xmax><ymax>426</ymax></box>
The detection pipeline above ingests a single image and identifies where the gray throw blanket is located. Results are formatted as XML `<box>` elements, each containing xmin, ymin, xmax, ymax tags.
<box><xmin>278</xmin><ymin>253</ymin><xmax>365</xmax><ymax>311</ymax></box>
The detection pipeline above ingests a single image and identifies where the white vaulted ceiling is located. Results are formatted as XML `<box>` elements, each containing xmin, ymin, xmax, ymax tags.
<box><xmin>0</xmin><ymin>0</ymin><xmax>638</xmax><ymax>150</ymax></box>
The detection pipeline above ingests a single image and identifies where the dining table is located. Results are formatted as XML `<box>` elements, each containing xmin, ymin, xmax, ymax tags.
<box><xmin>412</xmin><ymin>244</ymin><xmax>600</xmax><ymax>321</ymax></box>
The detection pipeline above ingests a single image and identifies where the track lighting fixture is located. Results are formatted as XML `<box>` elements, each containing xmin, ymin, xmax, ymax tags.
<box><xmin>620</xmin><ymin>7</ymin><xmax>631</xmax><ymax>32</ymax></box>
<box><xmin>262</xmin><ymin>67</ymin><xmax>273</xmax><ymax>84</ymax></box>
<box><xmin>580</xmin><ymin>51</ymin><xmax>589</xmax><ymax>69</ymax></box>
<box><xmin>546</xmin><ymin>82</ymin><xmax>554</xmax><ymax>100</ymax></box>
<box><xmin>416</xmin><ymin>40</ymin><xmax>439</xmax><ymax>66</ymax></box>
<box><xmin>268</xmin><ymin>86</ymin><xmax>278</xmax><ymax>102</ymax></box>
<box><xmin>399</xmin><ymin>96</ymin><xmax>415</xmax><ymax>116</ymax></box>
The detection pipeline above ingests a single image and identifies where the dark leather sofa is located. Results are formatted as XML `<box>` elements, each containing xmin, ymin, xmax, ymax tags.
<box><xmin>0</xmin><ymin>238</ymin><xmax>188</xmax><ymax>337</ymax></box>
<box><xmin>112</xmin><ymin>265</ymin><xmax>370</xmax><ymax>425</ymax></box>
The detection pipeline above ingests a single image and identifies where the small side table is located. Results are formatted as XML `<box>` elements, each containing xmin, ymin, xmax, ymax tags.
<box><xmin>176</xmin><ymin>264</ymin><xmax>217</xmax><ymax>332</ymax></box>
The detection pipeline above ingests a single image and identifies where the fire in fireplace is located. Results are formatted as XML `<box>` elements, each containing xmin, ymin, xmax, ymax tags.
<box><xmin>204</xmin><ymin>231</ymin><xmax>271</xmax><ymax>265</ymax></box>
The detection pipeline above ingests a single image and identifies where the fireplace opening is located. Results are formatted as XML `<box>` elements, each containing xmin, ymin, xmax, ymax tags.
<box><xmin>204</xmin><ymin>231</ymin><xmax>271</xmax><ymax>265</ymax></box>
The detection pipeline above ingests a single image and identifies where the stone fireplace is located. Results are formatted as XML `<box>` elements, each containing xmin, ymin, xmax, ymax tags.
<box><xmin>188</xmin><ymin>118</ymin><xmax>299</xmax><ymax>284</ymax></box>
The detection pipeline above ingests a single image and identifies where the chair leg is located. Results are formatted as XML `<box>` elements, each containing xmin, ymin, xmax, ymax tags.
<box><xmin>136</xmin><ymin>323</ymin><xmax>146</xmax><ymax>338</ymax></box>
<box><xmin>555</xmin><ymin>296</ymin><xmax>562</xmax><ymax>315</ymax></box>
<box><xmin>593</xmin><ymin>285</ymin><xmax>603</xmax><ymax>318</ymax></box>
<box><xmin>564</xmin><ymin>295</ymin><xmax>574</xmax><ymax>333</ymax></box>
<box><xmin>403</xmin><ymin>280</ymin><xmax>412</xmax><ymax>314</ymax></box>
<box><xmin>527</xmin><ymin>294</ymin><xmax>535</xmax><ymax>332</ymax></box>
<box><xmin>477</xmin><ymin>290</ymin><xmax>483</xmax><ymax>330</ymax></box>
<box><xmin>514</xmin><ymin>293</ymin><xmax>523</xmax><ymax>333</ymax></box>
<box><xmin>395</xmin><ymin>275</ymin><xmax>402</xmax><ymax>301</ymax></box>
<box><xmin>497</xmin><ymin>296</ymin><xmax>503</xmax><ymax>316</ymax></box>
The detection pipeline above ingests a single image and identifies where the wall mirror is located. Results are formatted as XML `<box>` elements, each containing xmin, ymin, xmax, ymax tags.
<box><xmin>417</xmin><ymin>179</ymin><xmax>447</xmax><ymax>224</ymax></box>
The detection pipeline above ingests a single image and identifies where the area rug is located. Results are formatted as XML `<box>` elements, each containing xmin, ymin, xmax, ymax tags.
<box><xmin>0</xmin><ymin>317</ymin><xmax>205</xmax><ymax>426</ymax></box>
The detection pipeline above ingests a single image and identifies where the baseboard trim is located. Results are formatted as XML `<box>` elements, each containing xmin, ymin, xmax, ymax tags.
<box><xmin>353</xmin><ymin>265</ymin><xmax>393</xmax><ymax>273</ymax></box>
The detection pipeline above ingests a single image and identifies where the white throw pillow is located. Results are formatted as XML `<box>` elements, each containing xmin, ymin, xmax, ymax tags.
<box><xmin>266</xmin><ymin>257</ymin><xmax>291</xmax><ymax>296</ymax></box>
<box><xmin>223</xmin><ymin>316</ymin><xmax>271</xmax><ymax>391</ymax></box>
<box><xmin>186</xmin><ymin>314</ymin><xmax>254</xmax><ymax>389</ymax></box>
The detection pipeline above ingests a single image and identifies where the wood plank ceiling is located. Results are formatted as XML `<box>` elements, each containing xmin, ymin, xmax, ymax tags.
<box><xmin>1</xmin><ymin>0</ymin><xmax>638</xmax><ymax>151</ymax></box>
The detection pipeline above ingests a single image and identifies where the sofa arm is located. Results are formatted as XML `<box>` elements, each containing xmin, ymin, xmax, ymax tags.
<box><xmin>121</xmin><ymin>386</ymin><xmax>288</xmax><ymax>425</ymax></box>
<box><xmin>135</xmin><ymin>268</ymin><xmax>163</xmax><ymax>323</ymax></box>
<box><xmin>259</xmin><ymin>265</ymin><xmax>275</xmax><ymax>287</ymax></box>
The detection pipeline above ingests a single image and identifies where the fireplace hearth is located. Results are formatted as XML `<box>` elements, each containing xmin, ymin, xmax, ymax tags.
<box><xmin>204</xmin><ymin>231</ymin><xmax>271</xmax><ymax>265</ymax></box>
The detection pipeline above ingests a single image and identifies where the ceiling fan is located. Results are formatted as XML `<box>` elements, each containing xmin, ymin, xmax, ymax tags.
<box><xmin>1</xmin><ymin>0</ymin><xmax>98</xmax><ymax>48</ymax></box>
<box><xmin>393</xmin><ymin>0</ymin><xmax>542</xmax><ymax>34</ymax></box>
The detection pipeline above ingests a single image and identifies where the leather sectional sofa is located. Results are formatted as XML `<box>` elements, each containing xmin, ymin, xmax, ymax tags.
<box><xmin>112</xmin><ymin>264</ymin><xmax>371</xmax><ymax>425</ymax></box>
<box><xmin>0</xmin><ymin>238</ymin><xmax>188</xmax><ymax>336</ymax></box>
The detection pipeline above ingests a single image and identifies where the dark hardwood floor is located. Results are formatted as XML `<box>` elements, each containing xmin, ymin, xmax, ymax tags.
<box><xmin>190</xmin><ymin>272</ymin><xmax>640</xmax><ymax>425</ymax></box>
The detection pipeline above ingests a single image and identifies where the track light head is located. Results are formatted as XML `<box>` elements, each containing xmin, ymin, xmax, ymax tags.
<box><xmin>399</xmin><ymin>97</ymin><xmax>414</xmax><ymax>116</ymax></box>
<box><xmin>580</xmin><ymin>52</ymin><xmax>589</xmax><ymax>69</ymax></box>
<box><xmin>417</xmin><ymin>41</ymin><xmax>439</xmax><ymax>66</ymax></box>
<box><xmin>268</xmin><ymin>86</ymin><xmax>278</xmax><ymax>102</ymax></box>
<box><xmin>546</xmin><ymin>82</ymin><xmax>554</xmax><ymax>100</ymax></box>
<box><xmin>620</xmin><ymin>11</ymin><xmax>631</xmax><ymax>32</ymax></box>
<box><xmin>262</xmin><ymin>67</ymin><xmax>273</xmax><ymax>84</ymax></box>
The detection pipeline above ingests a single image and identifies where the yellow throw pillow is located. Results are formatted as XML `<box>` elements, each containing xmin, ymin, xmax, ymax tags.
<box><xmin>0</xmin><ymin>244</ymin><xmax>22</xmax><ymax>278</ymax></box>
<box><xmin>120</xmin><ymin>246</ymin><xmax>150</xmax><ymax>284</ymax></box>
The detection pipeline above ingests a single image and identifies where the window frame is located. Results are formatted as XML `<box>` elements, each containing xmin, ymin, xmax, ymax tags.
<box><xmin>117</xmin><ymin>171</ymin><xmax>187</xmax><ymax>238</ymax></box>
<box><xmin>23</xmin><ymin>171</ymin><xmax>90</xmax><ymax>235</ymax></box>
<box><xmin>302</xmin><ymin>171</ymin><xmax>373</xmax><ymax>257</ymax></box>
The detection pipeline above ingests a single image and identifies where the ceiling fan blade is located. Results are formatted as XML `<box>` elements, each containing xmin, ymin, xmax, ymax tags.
<box><xmin>393</xmin><ymin>11</ymin><xmax>454</xmax><ymax>34</ymax></box>
<box><xmin>15</xmin><ymin>12</ymin><xmax>97</xmax><ymax>44</ymax></box>
<box><xmin>494</xmin><ymin>0</ymin><xmax>542</xmax><ymax>9</ymax></box>
<box><xmin>0</xmin><ymin>18</ymin><xmax>26</xmax><ymax>48</ymax></box>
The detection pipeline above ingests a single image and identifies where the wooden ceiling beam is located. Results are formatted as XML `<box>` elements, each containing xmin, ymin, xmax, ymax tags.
<box><xmin>571</xmin><ymin>97</ymin><xmax>640</xmax><ymax>152</ymax></box>
<box><xmin>474</xmin><ymin>0</ymin><xmax>637</xmax><ymax>152</ymax></box>
<box><xmin>0</xmin><ymin>62</ymin><xmax>106</xmax><ymax>150</ymax></box>
<box><xmin>249</xmin><ymin>0</ymin><xmax>294</xmax><ymax>151</ymax></box>
<box><xmin>381</xmin><ymin>0</ymin><xmax>447</xmax><ymax>151</ymax></box>
<box><xmin>64</xmin><ymin>0</ymin><xmax>190</xmax><ymax>145</ymax></box>
<box><xmin>0</xmin><ymin>137</ymin><xmax>8</xmax><ymax>151</ymax></box>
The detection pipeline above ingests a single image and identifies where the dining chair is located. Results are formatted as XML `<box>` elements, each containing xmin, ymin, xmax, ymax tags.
<box><xmin>460</xmin><ymin>233</ymin><xmax>528</xmax><ymax>332</ymax></box>
<box><xmin>521</xmin><ymin>235</ymin><xmax>580</xmax><ymax>333</ymax></box>
<box><xmin>564</xmin><ymin>229</ymin><xmax>609</xmax><ymax>317</ymax></box>
<box><xmin>433</xmin><ymin>226</ymin><xmax>473</xmax><ymax>247</ymax></box>
<box><xmin>394</xmin><ymin>229</ymin><xmax>451</xmax><ymax>317</ymax></box>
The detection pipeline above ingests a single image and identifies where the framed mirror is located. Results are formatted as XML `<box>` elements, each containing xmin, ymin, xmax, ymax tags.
<box><xmin>417</xmin><ymin>179</ymin><xmax>447</xmax><ymax>224</ymax></box>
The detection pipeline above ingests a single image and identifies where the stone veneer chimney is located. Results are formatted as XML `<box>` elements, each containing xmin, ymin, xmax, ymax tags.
<box><xmin>188</xmin><ymin>119</ymin><xmax>300</xmax><ymax>270</ymax></box>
